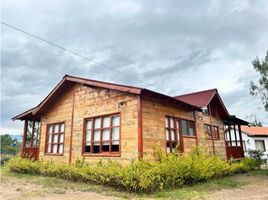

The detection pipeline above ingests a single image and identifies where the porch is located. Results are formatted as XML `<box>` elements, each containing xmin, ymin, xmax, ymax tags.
<box><xmin>224</xmin><ymin>116</ymin><xmax>249</xmax><ymax>160</ymax></box>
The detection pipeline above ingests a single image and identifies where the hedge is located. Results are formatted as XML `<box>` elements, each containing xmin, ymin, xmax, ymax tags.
<box><xmin>8</xmin><ymin>147</ymin><xmax>257</xmax><ymax>192</ymax></box>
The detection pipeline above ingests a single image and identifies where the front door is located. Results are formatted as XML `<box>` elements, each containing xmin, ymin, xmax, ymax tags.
<box><xmin>21</xmin><ymin>120</ymin><xmax>40</xmax><ymax>160</ymax></box>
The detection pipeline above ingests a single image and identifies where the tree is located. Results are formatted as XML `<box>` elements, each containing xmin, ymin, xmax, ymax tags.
<box><xmin>250</xmin><ymin>51</ymin><xmax>268</xmax><ymax>112</ymax></box>
<box><xmin>0</xmin><ymin>134</ymin><xmax>21</xmax><ymax>155</ymax></box>
<box><xmin>247</xmin><ymin>114</ymin><xmax>263</xmax><ymax>127</ymax></box>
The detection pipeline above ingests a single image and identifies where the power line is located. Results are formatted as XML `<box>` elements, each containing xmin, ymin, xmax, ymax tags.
<box><xmin>1</xmin><ymin>21</ymin><xmax>146</xmax><ymax>85</ymax></box>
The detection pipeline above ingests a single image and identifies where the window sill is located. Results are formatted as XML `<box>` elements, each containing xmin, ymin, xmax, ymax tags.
<box><xmin>82</xmin><ymin>153</ymin><xmax>121</xmax><ymax>157</ymax></box>
<box><xmin>44</xmin><ymin>153</ymin><xmax>64</xmax><ymax>156</ymax></box>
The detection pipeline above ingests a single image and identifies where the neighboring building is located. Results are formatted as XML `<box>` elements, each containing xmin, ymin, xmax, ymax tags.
<box><xmin>228</xmin><ymin>126</ymin><xmax>268</xmax><ymax>162</ymax></box>
<box><xmin>13</xmin><ymin>75</ymin><xmax>248</xmax><ymax>163</ymax></box>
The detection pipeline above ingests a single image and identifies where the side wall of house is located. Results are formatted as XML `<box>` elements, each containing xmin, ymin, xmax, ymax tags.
<box><xmin>141</xmin><ymin>96</ymin><xmax>197</xmax><ymax>159</ymax></box>
<box><xmin>195</xmin><ymin>111</ymin><xmax>227</xmax><ymax>160</ymax></box>
<box><xmin>39</xmin><ymin>83</ymin><xmax>139</xmax><ymax>163</ymax></box>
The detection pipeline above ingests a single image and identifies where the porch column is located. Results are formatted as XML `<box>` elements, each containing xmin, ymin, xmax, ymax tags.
<box><xmin>21</xmin><ymin>120</ymin><xmax>28</xmax><ymax>157</ymax></box>
<box><xmin>238</xmin><ymin>124</ymin><xmax>244</xmax><ymax>157</ymax></box>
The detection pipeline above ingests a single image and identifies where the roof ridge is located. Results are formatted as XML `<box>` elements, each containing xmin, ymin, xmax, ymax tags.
<box><xmin>65</xmin><ymin>74</ymin><xmax>144</xmax><ymax>90</ymax></box>
<box><xmin>174</xmin><ymin>88</ymin><xmax>218</xmax><ymax>98</ymax></box>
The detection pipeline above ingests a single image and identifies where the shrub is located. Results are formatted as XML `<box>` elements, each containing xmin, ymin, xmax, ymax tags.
<box><xmin>0</xmin><ymin>155</ymin><xmax>12</xmax><ymax>166</ymax></box>
<box><xmin>8</xmin><ymin>147</ymin><xmax>257</xmax><ymax>192</ymax></box>
<box><xmin>247</xmin><ymin>149</ymin><xmax>264</xmax><ymax>168</ymax></box>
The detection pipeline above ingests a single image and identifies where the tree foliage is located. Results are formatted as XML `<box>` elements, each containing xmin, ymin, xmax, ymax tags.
<box><xmin>250</xmin><ymin>51</ymin><xmax>268</xmax><ymax>112</ymax></box>
<box><xmin>0</xmin><ymin>134</ymin><xmax>21</xmax><ymax>155</ymax></box>
<box><xmin>247</xmin><ymin>114</ymin><xmax>263</xmax><ymax>127</ymax></box>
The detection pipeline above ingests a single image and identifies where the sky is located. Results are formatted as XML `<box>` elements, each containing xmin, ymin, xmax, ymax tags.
<box><xmin>1</xmin><ymin>0</ymin><xmax>268</xmax><ymax>135</ymax></box>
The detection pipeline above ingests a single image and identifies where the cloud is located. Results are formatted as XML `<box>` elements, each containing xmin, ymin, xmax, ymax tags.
<box><xmin>1</xmin><ymin>0</ymin><xmax>268</xmax><ymax>135</ymax></box>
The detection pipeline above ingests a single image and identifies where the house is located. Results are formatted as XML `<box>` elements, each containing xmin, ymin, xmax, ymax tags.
<box><xmin>12</xmin><ymin>75</ymin><xmax>248</xmax><ymax>163</ymax></box>
<box><xmin>227</xmin><ymin>126</ymin><xmax>268</xmax><ymax>162</ymax></box>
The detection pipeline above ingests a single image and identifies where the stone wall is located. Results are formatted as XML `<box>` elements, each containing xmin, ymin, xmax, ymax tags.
<box><xmin>39</xmin><ymin>83</ymin><xmax>139</xmax><ymax>163</ymax></box>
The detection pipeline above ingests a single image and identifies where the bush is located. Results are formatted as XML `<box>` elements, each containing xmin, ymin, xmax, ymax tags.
<box><xmin>1</xmin><ymin>156</ymin><xmax>12</xmax><ymax>166</ymax></box>
<box><xmin>247</xmin><ymin>149</ymin><xmax>264</xmax><ymax>168</ymax></box>
<box><xmin>8</xmin><ymin>147</ymin><xmax>257</xmax><ymax>192</ymax></box>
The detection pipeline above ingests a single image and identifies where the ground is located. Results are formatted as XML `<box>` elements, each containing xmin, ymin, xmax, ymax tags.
<box><xmin>1</xmin><ymin>167</ymin><xmax>268</xmax><ymax>200</ymax></box>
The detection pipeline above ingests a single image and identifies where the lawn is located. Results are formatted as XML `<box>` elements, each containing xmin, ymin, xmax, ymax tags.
<box><xmin>1</xmin><ymin>166</ymin><xmax>268</xmax><ymax>200</ymax></box>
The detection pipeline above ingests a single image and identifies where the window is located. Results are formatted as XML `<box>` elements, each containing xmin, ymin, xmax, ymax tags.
<box><xmin>165</xmin><ymin>116</ymin><xmax>195</xmax><ymax>153</ymax></box>
<box><xmin>46</xmin><ymin>123</ymin><xmax>65</xmax><ymax>154</ymax></box>
<box><xmin>255</xmin><ymin>140</ymin><xmax>266</xmax><ymax>152</ymax></box>
<box><xmin>204</xmin><ymin>124</ymin><xmax>219</xmax><ymax>140</ymax></box>
<box><xmin>181</xmin><ymin>120</ymin><xmax>196</xmax><ymax>137</ymax></box>
<box><xmin>25</xmin><ymin>120</ymin><xmax>40</xmax><ymax>148</ymax></box>
<box><xmin>165</xmin><ymin>116</ymin><xmax>180</xmax><ymax>153</ymax></box>
<box><xmin>83</xmin><ymin>113</ymin><xmax>120</xmax><ymax>154</ymax></box>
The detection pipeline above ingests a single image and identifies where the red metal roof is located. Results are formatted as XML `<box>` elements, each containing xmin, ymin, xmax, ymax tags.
<box><xmin>241</xmin><ymin>126</ymin><xmax>268</xmax><ymax>136</ymax></box>
<box><xmin>174</xmin><ymin>89</ymin><xmax>217</xmax><ymax>108</ymax></box>
<box><xmin>174</xmin><ymin>88</ymin><xmax>231</xmax><ymax>120</ymax></box>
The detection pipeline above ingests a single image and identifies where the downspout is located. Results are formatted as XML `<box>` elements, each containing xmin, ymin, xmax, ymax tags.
<box><xmin>69</xmin><ymin>90</ymin><xmax>75</xmax><ymax>164</ymax></box>
<box><xmin>137</xmin><ymin>95</ymin><xmax>143</xmax><ymax>159</ymax></box>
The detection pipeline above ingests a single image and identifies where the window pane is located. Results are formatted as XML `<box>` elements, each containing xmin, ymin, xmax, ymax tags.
<box><xmin>59</xmin><ymin>134</ymin><xmax>64</xmax><ymax>143</ymax></box>
<box><xmin>47</xmin><ymin>144</ymin><xmax>51</xmax><ymax>153</ymax></box>
<box><xmin>86</xmin><ymin>120</ymin><xmax>92</xmax><ymax>129</ymax></box>
<box><xmin>165</xmin><ymin>129</ymin><xmax>169</xmax><ymax>140</ymax></box>
<box><xmin>102</xmin><ymin>142</ymin><xmax>110</xmax><ymax>152</ymax></box>
<box><xmin>53</xmin><ymin>134</ymin><xmax>58</xmax><ymax>143</ymax></box>
<box><xmin>112</xmin><ymin>127</ymin><xmax>119</xmax><ymax>141</ymax></box>
<box><xmin>86</xmin><ymin>130</ymin><xmax>91</xmax><ymax>142</ymax></box>
<box><xmin>48</xmin><ymin>126</ymin><xmax>53</xmax><ymax>133</ymax></box>
<box><xmin>58</xmin><ymin>144</ymin><xmax>63</xmax><ymax>154</ymax></box>
<box><xmin>111</xmin><ymin>144</ymin><xmax>119</xmax><ymax>152</ymax></box>
<box><xmin>48</xmin><ymin>134</ymin><xmax>52</xmax><ymax>143</ymax></box>
<box><xmin>171</xmin><ymin>130</ymin><xmax>175</xmax><ymax>141</ymax></box>
<box><xmin>103</xmin><ymin>129</ymin><xmax>110</xmax><ymax>141</ymax></box>
<box><xmin>85</xmin><ymin>145</ymin><xmax>91</xmax><ymax>152</ymax></box>
<box><xmin>54</xmin><ymin>124</ymin><xmax>59</xmax><ymax>133</ymax></box>
<box><xmin>166</xmin><ymin>143</ymin><xmax>170</xmax><ymax>153</ymax></box>
<box><xmin>94</xmin><ymin>130</ymin><xmax>101</xmax><ymax>141</ymax></box>
<box><xmin>26</xmin><ymin>121</ymin><xmax>33</xmax><ymax>147</ymax></box>
<box><xmin>165</xmin><ymin>117</ymin><xmax>169</xmax><ymax>128</ymax></box>
<box><xmin>205</xmin><ymin>124</ymin><xmax>211</xmax><ymax>137</ymax></box>
<box><xmin>181</xmin><ymin>120</ymin><xmax>188</xmax><ymax>135</ymax></box>
<box><xmin>60</xmin><ymin>123</ymin><xmax>65</xmax><ymax>132</ymax></box>
<box><xmin>93</xmin><ymin>142</ymin><xmax>100</xmax><ymax>153</ymax></box>
<box><xmin>52</xmin><ymin>144</ymin><xmax>57</xmax><ymax>153</ymax></box>
<box><xmin>103</xmin><ymin>117</ymin><xmax>110</xmax><ymax>128</ymax></box>
<box><xmin>255</xmin><ymin>140</ymin><xmax>265</xmax><ymax>152</ymax></box>
<box><xmin>170</xmin><ymin>118</ymin><xmax>174</xmax><ymax>128</ymax></box>
<box><xmin>94</xmin><ymin>118</ymin><xmax>101</xmax><ymax>129</ymax></box>
<box><xmin>189</xmin><ymin>121</ymin><xmax>195</xmax><ymax>136</ymax></box>
<box><xmin>112</xmin><ymin>115</ymin><xmax>119</xmax><ymax>126</ymax></box>
<box><xmin>112</xmin><ymin>140</ymin><xmax>119</xmax><ymax>145</ymax></box>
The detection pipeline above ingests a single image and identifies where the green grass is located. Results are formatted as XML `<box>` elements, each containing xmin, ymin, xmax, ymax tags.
<box><xmin>2</xmin><ymin>165</ymin><xmax>267</xmax><ymax>200</ymax></box>
<box><xmin>246</xmin><ymin>169</ymin><xmax>268</xmax><ymax>176</ymax></box>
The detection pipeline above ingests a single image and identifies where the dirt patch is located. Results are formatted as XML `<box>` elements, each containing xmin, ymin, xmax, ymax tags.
<box><xmin>0</xmin><ymin>176</ymin><xmax>119</xmax><ymax>200</ymax></box>
<box><xmin>205</xmin><ymin>175</ymin><xmax>268</xmax><ymax>200</ymax></box>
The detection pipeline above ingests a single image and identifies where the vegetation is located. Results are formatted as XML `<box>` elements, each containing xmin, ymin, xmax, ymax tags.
<box><xmin>1</xmin><ymin>134</ymin><xmax>21</xmax><ymax>165</ymax></box>
<box><xmin>247</xmin><ymin>114</ymin><xmax>263</xmax><ymax>127</ymax></box>
<box><xmin>250</xmin><ymin>51</ymin><xmax>268</xmax><ymax>112</ymax></box>
<box><xmin>1</xmin><ymin>134</ymin><xmax>21</xmax><ymax>155</ymax></box>
<box><xmin>247</xmin><ymin>149</ymin><xmax>264</xmax><ymax>168</ymax></box>
<box><xmin>8</xmin><ymin>147</ymin><xmax>257</xmax><ymax>192</ymax></box>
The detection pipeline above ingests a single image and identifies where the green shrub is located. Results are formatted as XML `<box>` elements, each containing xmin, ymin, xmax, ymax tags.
<box><xmin>1</xmin><ymin>155</ymin><xmax>12</xmax><ymax>166</ymax></box>
<box><xmin>7</xmin><ymin>147</ymin><xmax>257</xmax><ymax>192</ymax></box>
